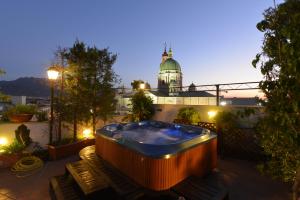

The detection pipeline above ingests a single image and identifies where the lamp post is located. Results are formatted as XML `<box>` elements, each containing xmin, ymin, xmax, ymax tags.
<box><xmin>47</xmin><ymin>66</ymin><xmax>59</xmax><ymax>144</ymax></box>
<box><xmin>139</xmin><ymin>83</ymin><xmax>146</xmax><ymax>90</ymax></box>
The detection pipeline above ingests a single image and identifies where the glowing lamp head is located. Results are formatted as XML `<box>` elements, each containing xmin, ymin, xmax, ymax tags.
<box><xmin>208</xmin><ymin>111</ymin><xmax>217</xmax><ymax>119</ymax></box>
<box><xmin>220</xmin><ymin>101</ymin><xmax>227</xmax><ymax>106</ymax></box>
<box><xmin>0</xmin><ymin>137</ymin><xmax>8</xmax><ymax>146</ymax></box>
<box><xmin>47</xmin><ymin>66</ymin><xmax>59</xmax><ymax>80</ymax></box>
<box><xmin>83</xmin><ymin>128</ymin><xmax>92</xmax><ymax>139</ymax></box>
<box><xmin>139</xmin><ymin>83</ymin><xmax>145</xmax><ymax>90</ymax></box>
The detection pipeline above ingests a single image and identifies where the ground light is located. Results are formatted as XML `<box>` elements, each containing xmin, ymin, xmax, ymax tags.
<box><xmin>0</xmin><ymin>137</ymin><xmax>8</xmax><ymax>146</ymax></box>
<box><xmin>83</xmin><ymin>128</ymin><xmax>93</xmax><ymax>139</ymax></box>
<box><xmin>0</xmin><ymin>137</ymin><xmax>8</xmax><ymax>153</ymax></box>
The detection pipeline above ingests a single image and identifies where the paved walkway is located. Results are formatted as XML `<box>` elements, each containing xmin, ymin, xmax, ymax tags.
<box><xmin>0</xmin><ymin>156</ymin><xmax>291</xmax><ymax>200</ymax></box>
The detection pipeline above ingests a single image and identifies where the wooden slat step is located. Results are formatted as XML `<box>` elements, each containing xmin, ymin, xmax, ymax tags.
<box><xmin>49</xmin><ymin>175</ymin><xmax>81</xmax><ymax>200</ymax></box>
<box><xmin>171</xmin><ymin>175</ymin><xmax>229</xmax><ymax>200</ymax></box>
<box><xmin>66</xmin><ymin>160</ymin><xmax>110</xmax><ymax>196</ymax></box>
<box><xmin>79</xmin><ymin>146</ymin><xmax>143</xmax><ymax>198</ymax></box>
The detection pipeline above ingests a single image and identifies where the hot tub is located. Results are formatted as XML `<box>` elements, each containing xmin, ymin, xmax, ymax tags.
<box><xmin>95</xmin><ymin>121</ymin><xmax>217</xmax><ymax>191</ymax></box>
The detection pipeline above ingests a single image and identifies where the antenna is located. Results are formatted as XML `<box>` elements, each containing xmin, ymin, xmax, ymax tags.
<box><xmin>273</xmin><ymin>0</ymin><xmax>277</xmax><ymax>9</ymax></box>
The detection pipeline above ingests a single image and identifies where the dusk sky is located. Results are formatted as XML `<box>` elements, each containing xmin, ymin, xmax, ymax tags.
<box><xmin>0</xmin><ymin>1</ymin><xmax>282</xmax><ymax>88</ymax></box>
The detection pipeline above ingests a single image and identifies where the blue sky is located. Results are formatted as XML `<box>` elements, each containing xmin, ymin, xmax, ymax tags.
<box><xmin>0</xmin><ymin>0</ymin><xmax>281</xmax><ymax>88</ymax></box>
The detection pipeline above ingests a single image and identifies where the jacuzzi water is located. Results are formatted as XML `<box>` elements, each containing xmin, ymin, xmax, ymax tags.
<box><xmin>97</xmin><ymin>121</ymin><xmax>215</xmax><ymax>158</ymax></box>
<box><xmin>102</xmin><ymin>121</ymin><xmax>209</xmax><ymax>145</ymax></box>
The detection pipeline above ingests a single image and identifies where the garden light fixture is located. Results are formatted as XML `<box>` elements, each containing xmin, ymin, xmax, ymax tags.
<box><xmin>0</xmin><ymin>137</ymin><xmax>8</xmax><ymax>146</ymax></box>
<box><xmin>208</xmin><ymin>111</ymin><xmax>217</xmax><ymax>119</ymax></box>
<box><xmin>139</xmin><ymin>83</ymin><xmax>145</xmax><ymax>90</ymax></box>
<box><xmin>220</xmin><ymin>101</ymin><xmax>227</xmax><ymax>106</ymax></box>
<box><xmin>83</xmin><ymin>128</ymin><xmax>92</xmax><ymax>139</ymax></box>
<box><xmin>47</xmin><ymin>65</ymin><xmax>59</xmax><ymax>144</ymax></box>
<box><xmin>47</xmin><ymin>66</ymin><xmax>59</xmax><ymax>80</ymax></box>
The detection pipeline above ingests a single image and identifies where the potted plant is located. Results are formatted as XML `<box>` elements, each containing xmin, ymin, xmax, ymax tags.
<box><xmin>48</xmin><ymin>137</ymin><xmax>95</xmax><ymax>160</ymax></box>
<box><xmin>0</xmin><ymin>139</ymin><xmax>25</xmax><ymax>168</ymax></box>
<box><xmin>6</xmin><ymin>104</ymin><xmax>37</xmax><ymax>123</ymax></box>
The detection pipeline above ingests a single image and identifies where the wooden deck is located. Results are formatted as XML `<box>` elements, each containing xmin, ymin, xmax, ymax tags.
<box><xmin>50</xmin><ymin>145</ymin><xmax>228</xmax><ymax>200</ymax></box>
<box><xmin>65</xmin><ymin>160</ymin><xmax>109</xmax><ymax>196</ymax></box>
<box><xmin>50</xmin><ymin>175</ymin><xmax>81</xmax><ymax>200</ymax></box>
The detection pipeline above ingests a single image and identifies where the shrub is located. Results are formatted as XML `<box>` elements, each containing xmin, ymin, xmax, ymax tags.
<box><xmin>215</xmin><ymin>111</ymin><xmax>238</xmax><ymax>132</ymax></box>
<box><xmin>51</xmin><ymin>137</ymin><xmax>75</xmax><ymax>147</ymax></box>
<box><xmin>32</xmin><ymin>149</ymin><xmax>49</xmax><ymax>161</ymax></box>
<box><xmin>130</xmin><ymin>90</ymin><xmax>154</xmax><ymax>122</ymax></box>
<box><xmin>176</xmin><ymin>107</ymin><xmax>201</xmax><ymax>125</ymax></box>
<box><xmin>1</xmin><ymin>139</ymin><xmax>25</xmax><ymax>154</ymax></box>
<box><xmin>5</xmin><ymin>104</ymin><xmax>37</xmax><ymax>116</ymax></box>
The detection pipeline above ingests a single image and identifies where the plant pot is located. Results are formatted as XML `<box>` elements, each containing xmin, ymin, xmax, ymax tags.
<box><xmin>0</xmin><ymin>153</ymin><xmax>22</xmax><ymax>168</ymax></box>
<box><xmin>9</xmin><ymin>114</ymin><xmax>33</xmax><ymax>123</ymax></box>
<box><xmin>48</xmin><ymin>138</ymin><xmax>95</xmax><ymax>160</ymax></box>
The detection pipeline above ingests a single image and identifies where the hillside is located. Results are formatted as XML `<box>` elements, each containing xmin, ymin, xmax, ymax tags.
<box><xmin>0</xmin><ymin>77</ymin><xmax>50</xmax><ymax>97</ymax></box>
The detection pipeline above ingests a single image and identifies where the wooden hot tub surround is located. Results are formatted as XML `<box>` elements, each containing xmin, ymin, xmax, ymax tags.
<box><xmin>95</xmin><ymin>133</ymin><xmax>217</xmax><ymax>191</ymax></box>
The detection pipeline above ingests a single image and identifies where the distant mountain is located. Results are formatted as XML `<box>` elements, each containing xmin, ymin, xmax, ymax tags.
<box><xmin>0</xmin><ymin>77</ymin><xmax>50</xmax><ymax>97</ymax></box>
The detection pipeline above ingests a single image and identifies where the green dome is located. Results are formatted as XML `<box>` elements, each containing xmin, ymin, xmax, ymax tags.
<box><xmin>160</xmin><ymin>58</ymin><xmax>181</xmax><ymax>71</ymax></box>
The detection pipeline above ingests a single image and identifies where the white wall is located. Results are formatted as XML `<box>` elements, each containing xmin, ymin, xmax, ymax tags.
<box><xmin>11</xmin><ymin>96</ymin><xmax>26</xmax><ymax>105</ymax></box>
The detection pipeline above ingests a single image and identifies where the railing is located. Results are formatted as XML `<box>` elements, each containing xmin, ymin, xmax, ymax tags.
<box><xmin>115</xmin><ymin>81</ymin><xmax>262</xmax><ymax>106</ymax></box>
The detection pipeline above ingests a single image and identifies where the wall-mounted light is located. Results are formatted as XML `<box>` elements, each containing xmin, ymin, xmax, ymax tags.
<box><xmin>207</xmin><ymin>111</ymin><xmax>217</xmax><ymax>119</ymax></box>
<box><xmin>220</xmin><ymin>101</ymin><xmax>227</xmax><ymax>106</ymax></box>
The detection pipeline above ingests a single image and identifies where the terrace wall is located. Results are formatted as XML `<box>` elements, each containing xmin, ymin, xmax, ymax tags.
<box><xmin>152</xmin><ymin>104</ymin><xmax>263</xmax><ymax>126</ymax></box>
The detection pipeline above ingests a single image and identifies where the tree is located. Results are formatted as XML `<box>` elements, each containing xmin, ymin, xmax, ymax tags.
<box><xmin>253</xmin><ymin>0</ymin><xmax>300</xmax><ymax>182</ymax></box>
<box><xmin>131</xmin><ymin>80</ymin><xmax>151</xmax><ymax>90</ymax></box>
<box><xmin>60</xmin><ymin>41</ymin><xmax>118</xmax><ymax>139</ymax></box>
<box><xmin>130</xmin><ymin>90</ymin><xmax>154</xmax><ymax>122</ymax></box>
<box><xmin>53</xmin><ymin>47</ymin><xmax>67</xmax><ymax>142</ymax></box>
<box><xmin>63</xmin><ymin>41</ymin><xmax>90</xmax><ymax>140</ymax></box>
<box><xmin>84</xmin><ymin>46</ymin><xmax>118</xmax><ymax>133</ymax></box>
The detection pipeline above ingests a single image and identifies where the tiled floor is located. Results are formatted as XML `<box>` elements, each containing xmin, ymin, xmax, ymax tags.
<box><xmin>0</xmin><ymin>156</ymin><xmax>292</xmax><ymax>200</ymax></box>
<box><xmin>218</xmin><ymin>158</ymin><xmax>292</xmax><ymax>200</ymax></box>
<box><xmin>0</xmin><ymin>156</ymin><xmax>79</xmax><ymax>200</ymax></box>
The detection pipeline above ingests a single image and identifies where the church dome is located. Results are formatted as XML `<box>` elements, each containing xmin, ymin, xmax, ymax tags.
<box><xmin>160</xmin><ymin>58</ymin><xmax>181</xmax><ymax>71</ymax></box>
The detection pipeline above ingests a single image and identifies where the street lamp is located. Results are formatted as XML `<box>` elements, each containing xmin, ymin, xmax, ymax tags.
<box><xmin>47</xmin><ymin>66</ymin><xmax>59</xmax><ymax>144</ymax></box>
<box><xmin>139</xmin><ymin>83</ymin><xmax>145</xmax><ymax>90</ymax></box>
